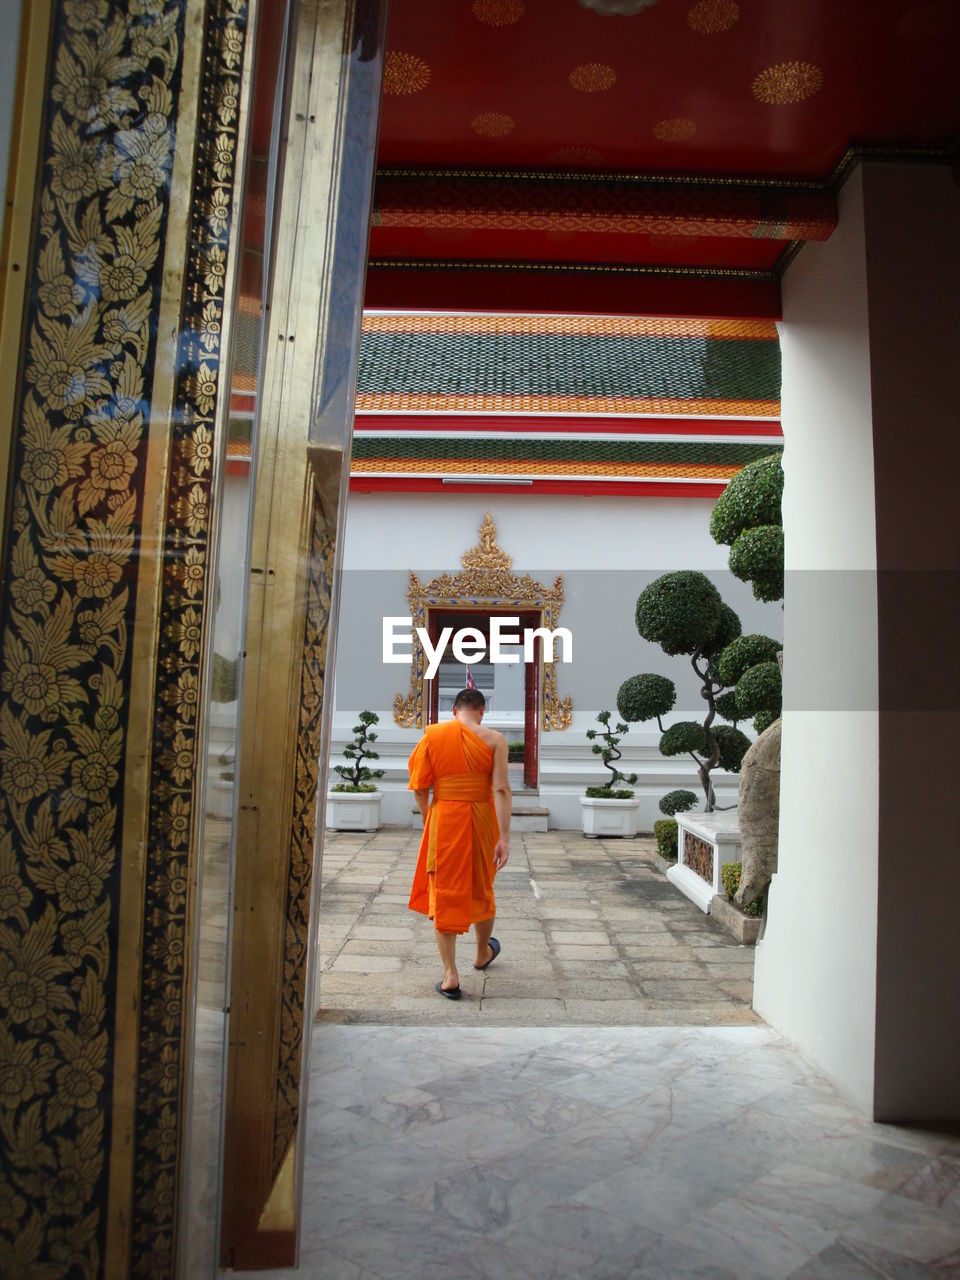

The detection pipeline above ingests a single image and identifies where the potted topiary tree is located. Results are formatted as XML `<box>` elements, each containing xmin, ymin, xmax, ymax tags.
<box><xmin>616</xmin><ymin>571</ymin><xmax>775</xmax><ymax>910</ymax></box>
<box><xmin>616</xmin><ymin>572</ymin><xmax>755</xmax><ymax>813</ymax></box>
<box><xmin>326</xmin><ymin>711</ymin><xmax>385</xmax><ymax>832</ymax></box>
<box><xmin>580</xmin><ymin>710</ymin><xmax>641</xmax><ymax>838</ymax></box>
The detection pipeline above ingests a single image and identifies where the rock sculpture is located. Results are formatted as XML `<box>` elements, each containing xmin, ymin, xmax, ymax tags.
<box><xmin>735</xmin><ymin>653</ymin><xmax>783</xmax><ymax>907</ymax></box>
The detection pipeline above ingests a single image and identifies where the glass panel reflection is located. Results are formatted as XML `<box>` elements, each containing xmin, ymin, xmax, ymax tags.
<box><xmin>181</xmin><ymin>3</ymin><xmax>290</xmax><ymax>1273</ymax></box>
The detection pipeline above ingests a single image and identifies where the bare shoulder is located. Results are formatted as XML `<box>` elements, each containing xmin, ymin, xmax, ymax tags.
<box><xmin>474</xmin><ymin>724</ymin><xmax>506</xmax><ymax>751</ymax></box>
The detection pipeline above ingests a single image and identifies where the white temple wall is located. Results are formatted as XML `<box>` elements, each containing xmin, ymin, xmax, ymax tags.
<box><xmin>753</xmin><ymin>167</ymin><xmax>880</xmax><ymax>1109</ymax></box>
<box><xmin>331</xmin><ymin>491</ymin><xmax>784</xmax><ymax>830</ymax></box>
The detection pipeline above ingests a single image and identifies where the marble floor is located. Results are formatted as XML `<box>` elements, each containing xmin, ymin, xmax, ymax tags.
<box><xmin>316</xmin><ymin>829</ymin><xmax>759</xmax><ymax>1025</ymax></box>
<box><xmin>232</xmin><ymin>1023</ymin><xmax>960</xmax><ymax>1280</ymax></box>
<box><xmin>221</xmin><ymin>832</ymin><xmax>960</xmax><ymax>1277</ymax></box>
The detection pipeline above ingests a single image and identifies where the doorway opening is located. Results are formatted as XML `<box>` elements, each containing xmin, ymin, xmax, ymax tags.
<box><xmin>426</xmin><ymin>608</ymin><xmax>540</xmax><ymax>792</ymax></box>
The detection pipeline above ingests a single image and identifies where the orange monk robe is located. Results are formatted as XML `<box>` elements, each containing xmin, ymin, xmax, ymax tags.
<box><xmin>408</xmin><ymin>719</ymin><xmax>500</xmax><ymax>935</ymax></box>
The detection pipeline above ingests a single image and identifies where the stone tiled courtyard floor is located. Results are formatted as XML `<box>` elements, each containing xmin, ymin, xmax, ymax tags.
<box><xmin>221</xmin><ymin>831</ymin><xmax>960</xmax><ymax>1279</ymax></box>
<box><xmin>316</xmin><ymin>828</ymin><xmax>759</xmax><ymax>1026</ymax></box>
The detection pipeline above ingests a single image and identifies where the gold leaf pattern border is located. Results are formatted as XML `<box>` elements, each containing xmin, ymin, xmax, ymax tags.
<box><xmin>129</xmin><ymin>0</ymin><xmax>248</xmax><ymax>1273</ymax></box>
<box><xmin>0</xmin><ymin>1</ymin><xmax>193</xmax><ymax>1274</ymax></box>
<box><xmin>271</xmin><ymin>490</ymin><xmax>335</xmax><ymax>1178</ymax></box>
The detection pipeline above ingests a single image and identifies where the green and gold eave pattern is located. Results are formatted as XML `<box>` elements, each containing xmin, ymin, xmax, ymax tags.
<box><xmin>350</xmin><ymin>436</ymin><xmax>781</xmax><ymax>481</ymax></box>
<box><xmin>356</xmin><ymin>313</ymin><xmax>781</xmax><ymax>417</ymax></box>
<box><xmin>0</xmin><ymin>1</ymin><xmax>249</xmax><ymax>1276</ymax></box>
<box><xmin>349</xmin><ymin>313</ymin><xmax>782</xmax><ymax>486</ymax></box>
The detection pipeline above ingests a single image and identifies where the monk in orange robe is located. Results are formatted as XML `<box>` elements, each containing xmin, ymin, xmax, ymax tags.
<box><xmin>408</xmin><ymin>687</ymin><xmax>511</xmax><ymax>999</ymax></box>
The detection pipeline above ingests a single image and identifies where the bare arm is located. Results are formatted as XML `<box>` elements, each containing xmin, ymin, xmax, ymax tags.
<box><xmin>491</xmin><ymin>735</ymin><xmax>511</xmax><ymax>869</ymax></box>
<box><xmin>413</xmin><ymin>788</ymin><xmax>430</xmax><ymax>822</ymax></box>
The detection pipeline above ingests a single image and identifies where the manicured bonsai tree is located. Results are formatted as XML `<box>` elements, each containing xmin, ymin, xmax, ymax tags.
<box><xmin>331</xmin><ymin>711</ymin><xmax>384</xmax><ymax>792</ymax></box>
<box><xmin>710</xmin><ymin>453</ymin><xmax>784</xmax><ymax>603</ymax></box>
<box><xmin>617</xmin><ymin>571</ymin><xmax>753</xmax><ymax>813</ymax></box>
<box><xmin>717</xmin><ymin>635</ymin><xmax>782</xmax><ymax>733</ymax></box>
<box><xmin>616</xmin><ymin>459</ymin><xmax>785</xmax><ymax>813</ymax></box>
<box><xmin>710</xmin><ymin>453</ymin><xmax>784</xmax><ymax>733</ymax></box>
<box><xmin>585</xmin><ymin>711</ymin><xmax>638</xmax><ymax>799</ymax></box>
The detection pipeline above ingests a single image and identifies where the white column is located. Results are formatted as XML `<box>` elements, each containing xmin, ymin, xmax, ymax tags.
<box><xmin>754</xmin><ymin>168</ymin><xmax>880</xmax><ymax>1111</ymax></box>
<box><xmin>756</xmin><ymin>161</ymin><xmax>960</xmax><ymax>1121</ymax></box>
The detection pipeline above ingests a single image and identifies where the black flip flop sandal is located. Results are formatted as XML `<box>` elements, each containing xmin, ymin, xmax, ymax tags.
<box><xmin>474</xmin><ymin>937</ymin><xmax>501</xmax><ymax>971</ymax></box>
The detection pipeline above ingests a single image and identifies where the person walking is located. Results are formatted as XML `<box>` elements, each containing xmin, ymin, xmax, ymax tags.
<box><xmin>408</xmin><ymin>687</ymin><xmax>511</xmax><ymax>998</ymax></box>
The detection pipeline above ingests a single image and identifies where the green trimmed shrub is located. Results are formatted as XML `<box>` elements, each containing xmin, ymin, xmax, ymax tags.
<box><xmin>710</xmin><ymin>454</ymin><xmax>784</xmax><ymax>547</ymax></box>
<box><xmin>735</xmin><ymin>661</ymin><xmax>782</xmax><ymax>718</ymax></box>
<box><xmin>654</xmin><ymin>818</ymin><xmax>678</xmax><ymax>861</ymax></box>
<box><xmin>717</xmin><ymin>634</ymin><xmax>781</xmax><ymax>687</ymax></box>
<box><xmin>711</xmin><ymin>456</ymin><xmax>784</xmax><ymax>738</ymax></box>
<box><xmin>585</xmin><ymin>711</ymin><xmax>638</xmax><ymax>795</ymax></box>
<box><xmin>659</xmin><ymin>789</ymin><xmax>698</xmax><ymax>816</ymax></box>
<box><xmin>721</xmin><ymin>862</ymin><xmax>763</xmax><ymax>916</ymax></box>
<box><xmin>617</xmin><ymin>673</ymin><xmax>676</xmax><ymax>724</ymax></box>
<box><xmin>710</xmin><ymin>725</ymin><xmax>752</xmax><ymax>773</ymax></box>
<box><xmin>713</xmin><ymin>691</ymin><xmax>741</xmax><ymax>724</ymax></box>
<box><xmin>635</xmin><ymin>571</ymin><xmax>723</xmax><ymax>657</ymax></box>
<box><xmin>622</xmin><ymin>572</ymin><xmax>753</xmax><ymax>811</ymax></box>
<box><xmin>703</xmin><ymin>602</ymin><xmax>742</xmax><ymax>660</ymax></box>
<box><xmin>332</xmin><ymin>711</ymin><xmax>384</xmax><ymax>791</ymax></box>
<box><xmin>659</xmin><ymin>721</ymin><xmax>708</xmax><ymax>757</ymax></box>
<box><xmin>730</xmin><ymin>525</ymin><xmax>785</xmax><ymax>602</ymax></box>
<box><xmin>753</xmin><ymin>709</ymin><xmax>778</xmax><ymax>735</ymax></box>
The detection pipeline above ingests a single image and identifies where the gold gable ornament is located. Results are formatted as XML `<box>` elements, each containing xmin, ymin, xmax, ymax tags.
<box><xmin>460</xmin><ymin>511</ymin><xmax>512</xmax><ymax>573</ymax></box>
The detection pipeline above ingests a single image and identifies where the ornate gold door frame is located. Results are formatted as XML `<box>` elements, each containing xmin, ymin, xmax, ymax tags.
<box><xmin>393</xmin><ymin>513</ymin><xmax>574</xmax><ymax>732</ymax></box>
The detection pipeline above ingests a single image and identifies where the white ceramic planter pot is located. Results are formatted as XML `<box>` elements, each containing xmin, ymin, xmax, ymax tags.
<box><xmin>325</xmin><ymin>790</ymin><xmax>383</xmax><ymax>832</ymax></box>
<box><xmin>580</xmin><ymin>795</ymin><xmax>641</xmax><ymax>839</ymax></box>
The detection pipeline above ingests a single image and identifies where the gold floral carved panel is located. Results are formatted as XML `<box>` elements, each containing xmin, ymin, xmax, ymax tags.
<box><xmin>0</xmin><ymin>1</ymin><xmax>248</xmax><ymax>1275</ymax></box>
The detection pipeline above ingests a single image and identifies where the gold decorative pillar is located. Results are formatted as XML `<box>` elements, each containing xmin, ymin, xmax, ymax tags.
<box><xmin>218</xmin><ymin>0</ymin><xmax>386</xmax><ymax>1268</ymax></box>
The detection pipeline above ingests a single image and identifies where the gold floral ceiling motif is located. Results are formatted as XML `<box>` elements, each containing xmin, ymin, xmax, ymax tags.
<box><xmin>568</xmin><ymin>62</ymin><xmax>617</xmax><ymax>93</ymax></box>
<box><xmin>752</xmin><ymin>60</ymin><xmax>823</xmax><ymax>105</ymax></box>
<box><xmin>471</xmin><ymin>111</ymin><xmax>515</xmax><ymax>136</ymax></box>
<box><xmin>472</xmin><ymin>0</ymin><xmax>525</xmax><ymax>25</ymax></box>
<box><xmin>653</xmin><ymin>117</ymin><xmax>697</xmax><ymax>141</ymax></box>
<box><xmin>383</xmin><ymin>50</ymin><xmax>431</xmax><ymax>96</ymax></box>
<box><xmin>687</xmin><ymin>0</ymin><xmax>739</xmax><ymax>34</ymax></box>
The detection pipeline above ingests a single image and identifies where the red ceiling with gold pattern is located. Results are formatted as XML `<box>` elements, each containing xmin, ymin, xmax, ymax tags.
<box><xmin>366</xmin><ymin>0</ymin><xmax>959</xmax><ymax>315</ymax></box>
<box><xmin>378</xmin><ymin>0</ymin><xmax>957</xmax><ymax>175</ymax></box>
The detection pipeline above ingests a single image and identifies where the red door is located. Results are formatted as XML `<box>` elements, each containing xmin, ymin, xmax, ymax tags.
<box><xmin>523</xmin><ymin>631</ymin><xmax>539</xmax><ymax>790</ymax></box>
<box><xmin>426</xmin><ymin>611</ymin><xmax>441</xmax><ymax>723</ymax></box>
